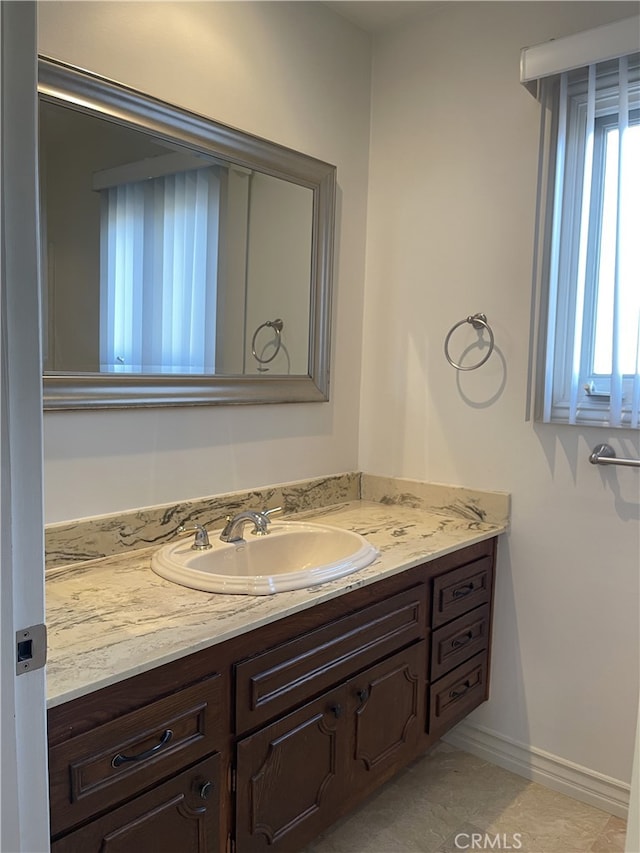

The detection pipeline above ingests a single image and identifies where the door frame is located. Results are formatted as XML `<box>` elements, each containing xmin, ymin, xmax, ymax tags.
<box><xmin>0</xmin><ymin>2</ymin><xmax>49</xmax><ymax>850</ymax></box>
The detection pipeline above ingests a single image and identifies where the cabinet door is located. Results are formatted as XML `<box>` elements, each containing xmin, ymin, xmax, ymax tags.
<box><xmin>235</xmin><ymin>685</ymin><xmax>347</xmax><ymax>853</ymax></box>
<box><xmin>347</xmin><ymin>642</ymin><xmax>426</xmax><ymax>793</ymax></box>
<box><xmin>51</xmin><ymin>753</ymin><xmax>221</xmax><ymax>853</ymax></box>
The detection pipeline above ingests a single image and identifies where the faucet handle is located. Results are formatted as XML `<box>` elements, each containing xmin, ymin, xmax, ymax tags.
<box><xmin>251</xmin><ymin>506</ymin><xmax>282</xmax><ymax>536</ymax></box>
<box><xmin>178</xmin><ymin>522</ymin><xmax>212</xmax><ymax>551</ymax></box>
<box><xmin>261</xmin><ymin>506</ymin><xmax>283</xmax><ymax>520</ymax></box>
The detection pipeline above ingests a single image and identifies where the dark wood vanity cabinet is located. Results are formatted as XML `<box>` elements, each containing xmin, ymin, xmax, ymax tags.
<box><xmin>47</xmin><ymin>537</ymin><xmax>497</xmax><ymax>853</ymax></box>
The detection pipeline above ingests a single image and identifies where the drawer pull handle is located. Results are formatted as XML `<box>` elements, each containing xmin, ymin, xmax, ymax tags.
<box><xmin>452</xmin><ymin>584</ymin><xmax>474</xmax><ymax>599</ymax></box>
<box><xmin>329</xmin><ymin>704</ymin><xmax>343</xmax><ymax>719</ymax></box>
<box><xmin>449</xmin><ymin>680</ymin><xmax>472</xmax><ymax>700</ymax></box>
<box><xmin>111</xmin><ymin>729</ymin><xmax>173</xmax><ymax>768</ymax></box>
<box><xmin>451</xmin><ymin>632</ymin><xmax>473</xmax><ymax>649</ymax></box>
<box><xmin>357</xmin><ymin>688</ymin><xmax>370</xmax><ymax>705</ymax></box>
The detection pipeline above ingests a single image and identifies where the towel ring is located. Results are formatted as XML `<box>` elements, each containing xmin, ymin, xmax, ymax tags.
<box><xmin>444</xmin><ymin>313</ymin><xmax>495</xmax><ymax>371</ymax></box>
<box><xmin>251</xmin><ymin>318</ymin><xmax>283</xmax><ymax>365</ymax></box>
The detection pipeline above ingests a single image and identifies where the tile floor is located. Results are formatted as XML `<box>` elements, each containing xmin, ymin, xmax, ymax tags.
<box><xmin>305</xmin><ymin>743</ymin><xmax>627</xmax><ymax>853</ymax></box>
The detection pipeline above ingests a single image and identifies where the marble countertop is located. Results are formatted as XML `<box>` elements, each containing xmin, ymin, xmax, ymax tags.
<box><xmin>46</xmin><ymin>493</ymin><xmax>508</xmax><ymax>709</ymax></box>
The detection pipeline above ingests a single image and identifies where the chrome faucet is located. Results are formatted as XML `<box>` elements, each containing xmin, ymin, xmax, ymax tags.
<box><xmin>178</xmin><ymin>522</ymin><xmax>211</xmax><ymax>550</ymax></box>
<box><xmin>220</xmin><ymin>507</ymin><xmax>282</xmax><ymax>543</ymax></box>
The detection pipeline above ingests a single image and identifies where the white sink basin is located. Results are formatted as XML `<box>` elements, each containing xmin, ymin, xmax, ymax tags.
<box><xmin>151</xmin><ymin>521</ymin><xmax>379</xmax><ymax>595</ymax></box>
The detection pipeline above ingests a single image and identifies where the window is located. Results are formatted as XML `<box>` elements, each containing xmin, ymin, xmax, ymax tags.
<box><xmin>99</xmin><ymin>165</ymin><xmax>221</xmax><ymax>374</ymax></box>
<box><xmin>529</xmin><ymin>49</ymin><xmax>640</xmax><ymax>428</ymax></box>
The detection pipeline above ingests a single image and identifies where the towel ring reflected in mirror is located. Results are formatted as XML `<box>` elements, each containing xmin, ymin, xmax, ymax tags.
<box><xmin>444</xmin><ymin>313</ymin><xmax>495</xmax><ymax>371</ymax></box>
<box><xmin>252</xmin><ymin>319</ymin><xmax>284</xmax><ymax>371</ymax></box>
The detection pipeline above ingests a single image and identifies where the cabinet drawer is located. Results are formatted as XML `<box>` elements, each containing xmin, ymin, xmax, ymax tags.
<box><xmin>430</xmin><ymin>604</ymin><xmax>490</xmax><ymax>681</ymax></box>
<box><xmin>235</xmin><ymin>584</ymin><xmax>427</xmax><ymax>734</ymax></box>
<box><xmin>428</xmin><ymin>652</ymin><xmax>488</xmax><ymax>734</ymax></box>
<box><xmin>49</xmin><ymin>675</ymin><xmax>223</xmax><ymax>836</ymax></box>
<box><xmin>51</xmin><ymin>752</ymin><xmax>221</xmax><ymax>853</ymax></box>
<box><xmin>432</xmin><ymin>556</ymin><xmax>492</xmax><ymax>628</ymax></box>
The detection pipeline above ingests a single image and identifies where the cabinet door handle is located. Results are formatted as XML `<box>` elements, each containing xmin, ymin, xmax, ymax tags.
<box><xmin>449</xmin><ymin>680</ymin><xmax>472</xmax><ymax>700</ymax></box>
<box><xmin>198</xmin><ymin>780</ymin><xmax>213</xmax><ymax>800</ymax></box>
<box><xmin>451</xmin><ymin>631</ymin><xmax>473</xmax><ymax>649</ymax></box>
<box><xmin>357</xmin><ymin>688</ymin><xmax>370</xmax><ymax>705</ymax></box>
<box><xmin>452</xmin><ymin>584</ymin><xmax>474</xmax><ymax>599</ymax></box>
<box><xmin>111</xmin><ymin>729</ymin><xmax>173</xmax><ymax>768</ymax></box>
<box><xmin>329</xmin><ymin>704</ymin><xmax>343</xmax><ymax>719</ymax></box>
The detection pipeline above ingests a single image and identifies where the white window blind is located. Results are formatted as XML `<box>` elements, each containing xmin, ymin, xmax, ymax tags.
<box><xmin>99</xmin><ymin>166</ymin><xmax>220</xmax><ymax>374</ymax></box>
<box><xmin>524</xmin><ymin>22</ymin><xmax>640</xmax><ymax>429</ymax></box>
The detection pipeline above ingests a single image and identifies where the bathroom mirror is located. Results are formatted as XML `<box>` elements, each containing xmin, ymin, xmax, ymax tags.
<box><xmin>38</xmin><ymin>57</ymin><xmax>336</xmax><ymax>410</ymax></box>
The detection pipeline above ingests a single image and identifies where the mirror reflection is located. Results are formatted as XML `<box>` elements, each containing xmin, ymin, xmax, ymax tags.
<box><xmin>40</xmin><ymin>101</ymin><xmax>313</xmax><ymax>378</ymax></box>
<box><xmin>38</xmin><ymin>56</ymin><xmax>336</xmax><ymax>410</ymax></box>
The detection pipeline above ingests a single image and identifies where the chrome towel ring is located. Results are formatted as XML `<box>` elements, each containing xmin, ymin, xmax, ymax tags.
<box><xmin>251</xmin><ymin>318</ymin><xmax>284</xmax><ymax>366</ymax></box>
<box><xmin>444</xmin><ymin>313</ymin><xmax>495</xmax><ymax>371</ymax></box>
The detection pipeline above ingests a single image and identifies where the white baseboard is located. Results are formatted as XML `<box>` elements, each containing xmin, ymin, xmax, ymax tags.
<box><xmin>442</xmin><ymin>721</ymin><xmax>630</xmax><ymax>819</ymax></box>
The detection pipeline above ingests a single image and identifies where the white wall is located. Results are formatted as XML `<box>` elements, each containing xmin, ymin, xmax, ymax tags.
<box><xmin>38</xmin><ymin>0</ymin><xmax>372</xmax><ymax>522</ymax></box>
<box><xmin>360</xmin><ymin>1</ymin><xmax>639</xmax><ymax>786</ymax></box>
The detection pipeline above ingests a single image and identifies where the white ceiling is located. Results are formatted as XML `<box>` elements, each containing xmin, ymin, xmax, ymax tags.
<box><xmin>323</xmin><ymin>1</ymin><xmax>446</xmax><ymax>33</ymax></box>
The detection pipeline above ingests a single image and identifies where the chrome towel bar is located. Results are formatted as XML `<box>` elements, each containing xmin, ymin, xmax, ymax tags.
<box><xmin>589</xmin><ymin>444</ymin><xmax>640</xmax><ymax>468</ymax></box>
